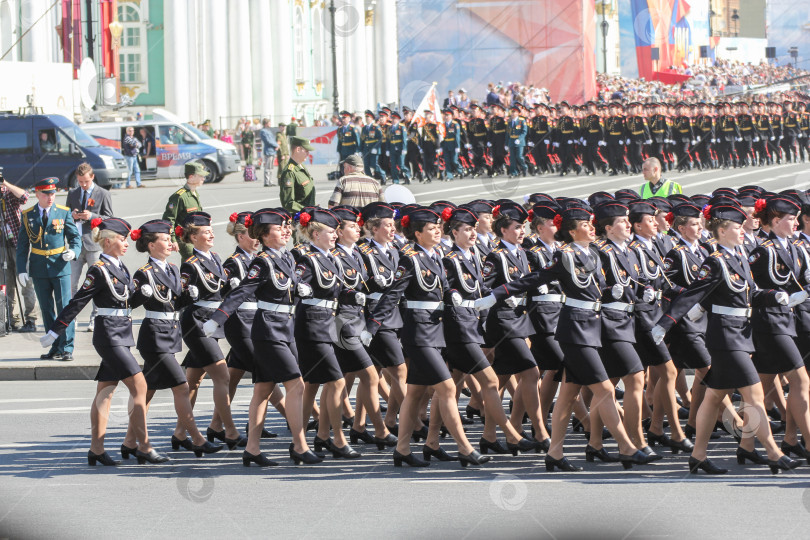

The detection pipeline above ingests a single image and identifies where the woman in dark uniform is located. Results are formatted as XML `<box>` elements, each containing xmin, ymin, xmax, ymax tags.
<box><xmin>357</xmin><ymin>202</ymin><xmax>409</xmax><ymax>434</ymax></box>
<box><xmin>481</xmin><ymin>202</ymin><xmax>550</xmax><ymax>450</ymax></box>
<box><xmin>295</xmin><ymin>208</ymin><xmax>366</xmax><ymax>459</ymax></box>
<box><xmin>441</xmin><ymin>205</ymin><xmax>534</xmax><ymax>455</ymax></box>
<box><xmin>479</xmin><ymin>207</ymin><xmax>658</xmax><ymax>471</ymax></box>
<box><xmin>176</xmin><ymin>212</ymin><xmax>245</xmax><ymax>449</ymax></box>
<box><xmin>652</xmin><ymin>203</ymin><xmax>801</xmax><ymax>474</ymax></box>
<box><xmin>362</xmin><ymin>207</ymin><xmax>490</xmax><ymax>467</ymax></box>
<box><xmin>204</xmin><ymin>208</ymin><xmax>321</xmax><ymax>466</ymax></box>
<box><xmin>40</xmin><ymin>218</ymin><xmax>168</xmax><ymax>465</ymax></box>
<box><xmin>330</xmin><ymin>205</ymin><xmax>397</xmax><ymax>450</ymax></box>
<box><xmin>123</xmin><ymin>220</ymin><xmax>222</xmax><ymax>458</ymax></box>
<box><xmin>748</xmin><ymin>196</ymin><xmax>810</xmax><ymax>461</ymax></box>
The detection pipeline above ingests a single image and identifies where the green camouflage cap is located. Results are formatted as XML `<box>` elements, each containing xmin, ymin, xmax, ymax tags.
<box><xmin>184</xmin><ymin>161</ymin><xmax>209</xmax><ymax>178</ymax></box>
<box><xmin>289</xmin><ymin>136</ymin><xmax>314</xmax><ymax>151</ymax></box>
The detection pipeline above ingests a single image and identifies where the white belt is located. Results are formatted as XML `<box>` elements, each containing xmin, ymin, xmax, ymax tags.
<box><xmin>257</xmin><ymin>301</ymin><xmax>296</xmax><ymax>314</ymax></box>
<box><xmin>238</xmin><ymin>302</ymin><xmax>258</xmax><ymax>311</ymax></box>
<box><xmin>97</xmin><ymin>308</ymin><xmax>131</xmax><ymax>317</ymax></box>
<box><xmin>654</xmin><ymin>290</ymin><xmax>663</xmax><ymax>300</ymax></box>
<box><xmin>512</xmin><ymin>297</ymin><xmax>526</xmax><ymax>306</ymax></box>
<box><xmin>531</xmin><ymin>294</ymin><xmax>565</xmax><ymax>303</ymax></box>
<box><xmin>195</xmin><ymin>301</ymin><xmax>221</xmax><ymax>309</ymax></box>
<box><xmin>602</xmin><ymin>301</ymin><xmax>635</xmax><ymax>313</ymax></box>
<box><xmin>457</xmin><ymin>300</ymin><xmax>476</xmax><ymax>308</ymax></box>
<box><xmin>144</xmin><ymin>310</ymin><xmax>180</xmax><ymax>320</ymax></box>
<box><xmin>564</xmin><ymin>298</ymin><xmax>601</xmax><ymax>311</ymax></box>
<box><xmin>301</xmin><ymin>298</ymin><xmax>338</xmax><ymax>309</ymax></box>
<box><xmin>367</xmin><ymin>292</ymin><xmax>382</xmax><ymax>301</ymax></box>
<box><xmin>404</xmin><ymin>300</ymin><xmax>443</xmax><ymax>311</ymax></box>
<box><xmin>711</xmin><ymin>305</ymin><xmax>752</xmax><ymax>318</ymax></box>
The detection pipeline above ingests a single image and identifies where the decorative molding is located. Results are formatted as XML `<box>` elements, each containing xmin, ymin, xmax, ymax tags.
<box><xmin>365</xmin><ymin>8</ymin><xmax>374</xmax><ymax>26</ymax></box>
<box><xmin>315</xmin><ymin>81</ymin><xmax>323</xmax><ymax>94</ymax></box>
<box><xmin>296</xmin><ymin>81</ymin><xmax>306</xmax><ymax>94</ymax></box>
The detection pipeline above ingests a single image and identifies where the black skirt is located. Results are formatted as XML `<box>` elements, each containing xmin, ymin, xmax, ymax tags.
<box><xmin>140</xmin><ymin>351</ymin><xmax>186</xmax><ymax>390</ymax></box>
<box><xmin>669</xmin><ymin>331</ymin><xmax>712</xmax><ymax>370</ymax></box>
<box><xmin>181</xmin><ymin>335</ymin><xmax>224</xmax><ymax>368</ymax></box>
<box><xmin>226</xmin><ymin>336</ymin><xmax>255</xmax><ymax>373</ymax></box>
<box><xmin>94</xmin><ymin>345</ymin><xmax>142</xmax><ymax>382</ymax></box>
<box><xmin>253</xmin><ymin>340</ymin><xmax>301</xmax><ymax>383</ymax></box>
<box><xmin>530</xmin><ymin>333</ymin><xmax>564</xmax><ymax>371</ymax></box>
<box><xmin>752</xmin><ymin>332</ymin><xmax>805</xmax><ymax>374</ymax></box>
<box><xmin>368</xmin><ymin>328</ymin><xmax>405</xmax><ymax>368</ymax></box>
<box><xmin>444</xmin><ymin>342</ymin><xmax>491</xmax><ymax>375</ymax></box>
<box><xmin>634</xmin><ymin>327</ymin><xmax>671</xmax><ymax>367</ymax></box>
<box><xmin>403</xmin><ymin>344</ymin><xmax>451</xmax><ymax>386</ymax></box>
<box><xmin>559</xmin><ymin>343</ymin><xmax>609</xmax><ymax>386</ymax></box>
<box><xmin>298</xmin><ymin>340</ymin><xmax>344</xmax><ymax>384</ymax></box>
<box><xmin>492</xmin><ymin>337</ymin><xmax>537</xmax><ymax>375</ymax></box>
<box><xmin>601</xmin><ymin>340</ymin><xmax>644</xmax><ymax>379</ymax></box>
<box><xmin>704</xmin><ymin>348</ymin><xmax>760</xmax><ymax>390</ymax></box>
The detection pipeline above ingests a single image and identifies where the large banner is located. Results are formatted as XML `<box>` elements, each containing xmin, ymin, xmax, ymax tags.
<box><xmin>618</xmin><ymin>0</ymin><xmax>709</xmax><ymax>80</ymax></box>
<box><xmin>396</xmin><ymin>0</ymin><xmax>596</xmax><ymax>105</ymax></box>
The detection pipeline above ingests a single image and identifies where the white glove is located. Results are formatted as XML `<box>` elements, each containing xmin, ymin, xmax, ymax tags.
<box><xmin>537</xmin><ymin>284</ymin><xmax>549</xmax><ymax>295</ymax></box>
<box><xmin>582</xmin><ymin>140</ymin><xmax>587</xmax><ymax>146</ymax></box>
<box><xmin>371</xmin><ymin>148</ymin><xmax>378</xmax><ymax>154</ymax></box>
<box><xmin>486</xmin><ymin>142</ymin><xmax>492</xmax><ymax>147</ymax></box>
<box><xmin>787</xmin><ymin>290</ymin><xmax>809</xmax><ymax>308</ymax></box>
<box><xmin>770</xmin><ymin>137</ymin><xmax>775</xmax><ymax>141</ymax></box>
<box><xmin>686</xmin><ymin>304</ymin><xmax>706</xmax><ymax>322</ymax></box>
<box><xmin>140</xmin><ymin>284</ymin><xmax>153</xmax><ymax>298</ymax></box>
<box><xmin>474</xmin><ymin>294</ymin><xmax>497</xmax><ymax>311</ymax></box>
<box><xmin>40</xmin><ymin>330</ymin><xmax>58</xmax><ymax>348</ymax></box>
<box><xmin>360</xmin><ymin>330</ymin><xmax>373</xmax><ymax>347</ymax></box>
<box><xmin>188</xmin><ymin>285</ymin><xmax>199</xmax><ymax>300</ymax></box>
<box><xmin>780</xmin><ymin>135</ymin><xmax>784</xmax><ymax>139</ymax></box>
<box><xmin>566</xmin><ymin>140</ymin><xmax>573</xmax><ymax>144</ymax></box>
<box><xmin>553</xmin><ymin>142</ymin><xmax>560</xmax><ymax>148</ymax></box>
<box><xmin>297</xmin><ymin>283</ymin><xmax>313</xmax><ymax>298</ymax></box>
<box><xmin>451</xmin><ymin>292</ymin><xmax>462</xmax><ymax>306</ymax></box>
<box><xmin>465</xmin><ymin>144</ymin><xmax>472</xmax><ymax>149</ymax></box>
<box><xmin>645</xmin><ymin>139</ymin><xmax>652</xmax><ymax>144</ymax></box>
<box><xmin>776</xmin><ymin>292</ymin><xmax>789</xmax><ymax>306</ymax></box>
<box><xmin>543</xmin><ymin>139</ymin><xmax>550</xmax><ymax>145</ymax></box>
<box><xmin>18</xmin><ymin>273</ymin><xmax>29</xmax><ymax>287</ymax></box>
<box><xmin>437</xmin><ymin>148</ymin><xmax>443</xmax><ymax>155</ymax></box>
<box><xmin>61</xmin><ymin>250</ymin><xmax>76</xmax><ymax>261</ymax></box>
<box><xmin>229</xmin><ymin>277</ymin><xmax>240</xmax><ymax>288</ymax></box>
<box><xmin>642</xmin><ymin>288</ymin><xmax>655</xmax><ymax>303</ymax></box>
<box><xmin>651</xmin><ymin>325</ymin><xmax>666</xmax><ymax>345</ymax></box>
<box><xmin>202</xmin><ymin>319</ymin><xmax>219</xmax><ymax>337</ymax></box>
<box><xmin>598</xmin><ymin>140</ymin><xmax>606</xmax><ymax>146</ymax></box>
<box><xmin>504</xmin><ymin>146</ymin><xmax>509</xmax><ymax>151</ymax></box>
<box><xmin>711</xmin><ymin>138</ymin><xmax>717</xmax><ymax>143</ymax></box>
<box><xmin>753</xmin><ymin>137</ymin><xmax>759</xmax><ymax>142</ymax></box>
<box><xmin>611</xmin><ymin>283</ymin><xmax>623</xmax><ymax>300</ymax></box>
<box><xmin>696</xmin><ymin>136</ymin><xmax>702</xmax><ymax>141</ymax></box>
<box><xmin>528</xmin><ymin>141</ymin><xmax>535</xmax><ymax>147</ymax></box>
<box><xmin>457</xmin><ymin>148</ymin><xmax>462</xmax><ymax>154</ymax></box>
<box><xmin>386</xmin><ymin>151</ymin><xmax>390</xmax><ymax>156</ymax></box>
<box><xmin>504</xmin><ymin>296</ymin><xmax>519</xmax><ymax>308</ymax></box>
<box><xmin>373</xmin><ymin>274</ymin><xmax>386</xmax><ymax>287</ymax></box>
<box><xmin>736</xmin><ymin>137</ymin><xmax>742</xmax><ymax>142</ymax></box>
<box><xmin>354</xmin><ymin>292</ymin><xmax>366</xmax><ymax>306</ymax></box>
<box><xmin>691</xmin><ymin>140</ymin><xmax>697</xmax><ymax>145</ymax></box>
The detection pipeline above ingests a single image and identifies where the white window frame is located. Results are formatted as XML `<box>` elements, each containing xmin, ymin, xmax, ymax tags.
<box><xmin>294</xmin><ymin>6</ymin><xmax>305</xmax><ymax>82</ymax></box>
<box><xmin>117</xmin><ymin>2</ymin><xmax>148</xmax><ymax>86</ymax></box>
<box><xmin>311</xmin><ymin>6</ymin><xmax>324</xmax><ymax>83</ymax></box>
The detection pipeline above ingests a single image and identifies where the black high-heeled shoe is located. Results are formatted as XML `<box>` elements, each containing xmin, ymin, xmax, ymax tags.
<box><xmin>781</xmin><ymin>440</ymin><xmax>810</xmax><ymax>465</ymax></box>
<box><xmin>585</xmin><ymin>445</ymin><xmax>620</xmax><ymax>463</ymax></box>
<box><xmin>423</xmin><ymin>444</ymin><xmax>457</xmax><ymax>461</ymax></box>
<box><xmin>688</xmin><ymin>456</ymin><xmax>727</xmax><ymax>475</ymax></box>
<box><xmin>411</xmin><ymin>426</ymin><xmax>429</xmax><ymax>442</ymax></box>
<box><xmin>349</xmin><ymin>428</ymin><xmax>375</xmax><ymax>445</ymax></box>
<box><xmin>618</xmin><ymin>450</ymin><xmax>656</xmax><ymax>470</ymax></box>
<box><xmin>531</xmin><ymin>437</ymin><xmax>551</xmax><ymax>453</ymax></box>
<box><xmin>736</xmin><ymin>447</ymin><xmax>767</xmax><ymax>465</ymax></box>
<box><xmin>242</xmin><ymin>450</ymin><xmax>279</xmax><ymax>467</ymax></box>
<box><xmin>206</xmin><ymin>427</ymin><xmax>225</xmax><ymax>443</ymax></box>
<box><xmin>571</xmin><ymin>417</ymin><xmax>585</xmax><ymax>432</ymax></box>
<box><xmin>458</xmin><ymin>449</ymin><xmax>491</xmax><ymax>467</ymax></box>
<box><xmin>224</xmin><ymin>434</ymin><xmax>247</xmax><ymax>450</ymax></box>
<box><xmin>545</xmin><ymin>455</ymin><xmax>582</xmax><ymax>472</ymax></box>
<box><xmin>193</xmin><ymin>441</ymin><xmax>223</xmax><ymax>457</ymax></box>
<box><xmin>683</xmin><ymin>423</ymin><xmax>720</xmax><ymax>440</ymax></box>
<box><xmin>771</xmin><ymin>420</ymin><xmax>786</xmax><ymax>434</ymax></box>
<box><xmin>331</xmin><ymin>443</ymin><xmax>361</xmax><ymax>459</ymax></box>
<box><xmin>460</xmin><ymin>416</ymin><xmax>475</xmax><ymax>425</ymax></box>
<box><xmin>466</xmin><ymin>405</ymin><xmax>483</xmax><ymax>420</ymax></box>
<box><xmin>645</xmin><ymin>431</ymin><xmax>668</xmax><ymax>447</ymax></box>
<box><xmin>479</xmin><ymin>437</ymin><xmax>510</xmax><ymax>455</ymax></box>
<box><xmin>374</xmin><ymin>433</ymin><xmax>398</xmax><ymax>450</ymax></box>
<box><xmin>385</xmin><ymin>424</ymin><xmax>399</xmax><ymax>436</ymax></box>
<box><xmin>506</xmin><ymin>438</ymin><xmax>536</xmax><ymax>456</ymax></box>
<box><xmin>245</xmin><ymin>422</ymin><xmax>278</xmax><ymax>439</ymax></box>
<box><xmin>306</xmin><ymin>419</ymin><xmax>319</xmax><ymax>432</ymax></box>
<box><xmin>171</xmin><ymin>435</ymin><xmax>194</xmax><ymax>451</ymax></box>
<box><xmin>639</xmin><ymin>446</ymin><xmax>663</xmax><ymax>460</ymax></box>
<box><xmin>88</xmin><ymin>450</ymin><xmax>119</xmax><ymax>466</ymax></box>
<box><xmin>666</xmin><ymin>437</ymin><xmax>695</xmax><ymax>454</ymax></box>
<box><xmin>289</xmin><ymin>443</ymin><xmax>323</xmax><ymax>464</ymax></box>
<box><xmin>768</xmin><ymin>455</ymin><xmax>800</xmax><ymax>474</ymax></box>
<box><xmin>120</xmin><ymin>443</ymin><xmax>138</xmax><ymax>459</ymax></box>
<box><xmin>393</xmin><ymin>449</ymin><xmax>429</xmax><ymax>467</ymax></box>
<box><xmin>135</xmin><ymin>449</ymin><xmax>170</xmax><ymax>464</ymax></box>
<box><xmin>313</xmin><ymin>436</ymin><xmax>333</xmax><ymax>453</ymax></box>
<box><xmin>342</xmin><ymin>415</ymin><xmax>355</xmax><ymax>429</ymax></box>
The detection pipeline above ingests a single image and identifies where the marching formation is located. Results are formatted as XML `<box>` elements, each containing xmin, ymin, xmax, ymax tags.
<box><xmin>35</xmin><ymin>176</ymin><xmax>810</xmax><ymax>475</ymax></box>
<box><xmin>335</xmin><ymin>99</ymin><xmax>810</xmax><ymax>184</ymax></box>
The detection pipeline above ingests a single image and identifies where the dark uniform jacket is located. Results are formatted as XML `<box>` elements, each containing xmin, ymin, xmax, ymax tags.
<box><xmin>359</xmin><ymin>240</ymin><xmax>403</xmax><ymax>330</ymax></box>
<box><xmin>482</xmin><ymin>241</ymin><xmax>534</xmax><ymax>341</ymax></box>
<box><xmin>180</xmin><ymin>250</ymin><xmax>226</xmax><ymax>339</ymax></box>
<box><xmin>442</xmin><ymin>245</ymin><xmax>490</xmax><ymax>345</ymax></box>
<box><xmin>132</xmin><ymin>258</ymin><xmax>188</xmax><ymax>353</ymax></box>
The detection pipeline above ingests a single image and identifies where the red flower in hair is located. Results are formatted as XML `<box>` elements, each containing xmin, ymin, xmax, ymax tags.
<box><xmin>298</xmin><ymin>212</ymin><xmax>311</xmax><ymax>227</ymax></box>
<box><xmin>492</xmin><ymin>205</ymin><xmax>501</xmax><ymax>218</ymax></box>
<box><xmin>90</xmin><ymin>217</ymin><xmax>103</xmax><ymax>229</ymax></box>
<box><xmin>590</xmin><ymin>215</ymin><xmax>596</xmax><ymax>226</ymax></box>
<box><xmin>244</xmin><ymin>215</ymin><xmax>253</xmax><ymax>227</ymax></box>
<box><xmin>357</xmin><ymin>217</ymin><xmax>364</xmax><ymax>227</ymax></box>
<box><xmin>702</xmin><ymin>205</ymin><xmax>712</xmax><ymax>221</ymax></box>
<box><xmin>665</xmin><ymin>212</ymin><xmax>674</xmax><ymax>225</ymax></box>
<box><xmin>229</xmin><ymin>212</ymin><xmax>239</xmax><ymax>223</ymax></box>
<box><xmin>130</xmin><ymin>228</ymin><xmax>142</xmax><ymax>241</ymax></box>
<box><xmin>174</xmin><ymin>225</ymin><xmax>184</xmax><ymax>238</ymax></box>
<box><xmin>440</xmin><ymin>207</ymin><xmax>453</xmax><ymax>222</ymax></box>
<box><xmin>754</xmin><ymin>198</ymin><xmax>767</xmax><ymax>213</ymax></box>
<box><xmin>401</xmin><ymin>215</ymin><xmax>410</xmax><ymax>228</ymax></box>
<box><xmin>552</xmin><ymin>214</ymin><xmax>563</xmax><ymax>229</ymax></box>
<box><xmin>527</xmin><ymin>209</ymin><xmax>534</xmax><ymax>222</ymax></box>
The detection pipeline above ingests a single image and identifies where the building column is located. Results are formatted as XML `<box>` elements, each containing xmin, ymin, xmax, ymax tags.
<box><xmin>374</xmin><ymin>0</ymin><xmax>397</xmax><ymax>105</ymax></box>
<box><xmin>227</xmin><ymin>0</ymin><xmax>253</xmax><ymax>124</ymax></box>
<box><xmin>365</xmin><ymin>5</ymin><xmax>375</xmax><ymax>109</ymax></box>
<box><xmin>248</xmin><ymin>0</ymin><xmax>273</xmax><ymax>121</ymax></box>
<box><xmin>271</xmin><ymin>0</ymin><xmax>292</xmax><ymax>122</ymax></box>
<box><xmin>205</xmin><ymin>0</ymin><xmax>228</xmax><ymax>130</ymax></box>
<box><xmin>164</xmin><ymin>0</ymin><xmax>190</xmax><ymax>120</ymax></box>
<box><xmin>346</xmin><ymin>0</ymin><xmax>366</xmax><ymax>112</ymax></box>
<box><xmin>22</xmin><ymin>0</ymin><xmax>55</xmax><ymax>62</ymax></box>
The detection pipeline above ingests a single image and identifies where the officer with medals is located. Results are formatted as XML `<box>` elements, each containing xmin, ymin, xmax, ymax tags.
<box><xmin>18</xmin><ymin>177</ymin><xmax>81</xmax><ymax>361</ymax></box>
<box><xmin>162</xmin><ymin>161</ymin><xmax>208</xmax><ymax>260</ymax></box>
<box><xmin>507</xmin><ymin>105</ymin><xmax>528</xmax><ymax>177</ymax></box>
<box><xmin>336</xmin><ymin>111</ymin><xmax>360</xmax><ymax>171</ymax></box>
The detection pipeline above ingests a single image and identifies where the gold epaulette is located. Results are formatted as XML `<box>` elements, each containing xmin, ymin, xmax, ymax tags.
<box><xmin>710</xmin><ymin>251</ymin><xmax>723</xmax><ymax>258</ymax></box>
<box><xmin>674</xmin><ymin>244</ymin><xmax>686</xmax><ymax>251</ymax></box>
<box><xmin>186</xmin><ymin>256</ymin><xmax>198</xmax><ymax>264</ymax></box>
<box><xmin>174</xmin><ymin>188</ymin><xmax>187</xmax><ymax>195</ymax></box>
<box><xmin>491</xmin><ymin>247</ymin><xmax>504</xmax><ymax>254</ymax></box>
<box><xmin>760</xmin><ymin>239</ymin><xmax>774</xmax><ymax>248</ymax></box>
<box><xmin>257</xmin><ymin>251</ymin><xmax>269</xmax><ymax>258</ymax></box>
<box><xmin>55</xmin><ymin>204</ymin><xmax>70</xmax><ymax>211</ymax></box>
<box><xmin>445</xmin><ymin>251</ymin><xmax>458</xmax><ymax>259</ymax></box>
<box><xmin>93</xmin><ymin>260</ymin><xmax>106</xmax><ymax>267</ymax></box>
<box><xmin>138</xmin><ymin>263</ymin><xmax>153</xmax><ymax>272</ymax></box>
<box><xmin>22</xmin><ymin>206</ymin><xmax>34</xmax><ymax>214</ymax></box>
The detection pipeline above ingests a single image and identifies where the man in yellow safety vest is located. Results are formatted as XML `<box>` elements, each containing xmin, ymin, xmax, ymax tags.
<box><xmin>639</xmin><ymin>157</ymin><xmax>683</xmax><ymax>199</ymax></box>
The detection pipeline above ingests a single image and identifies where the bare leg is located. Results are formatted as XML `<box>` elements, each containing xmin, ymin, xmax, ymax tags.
<box><xmin>89</xmin><ymin>382</ymin><xmax>118</xmax><ymax>454</ymax></box>
<box><xmin>119</xmin><ymin>373</ymin><xmax>151</xmax><ymax>453</ymax></box>
<box><xmin>203</xmin><ymin>361</ymin><xmax>238</xmax><ymax>439</ymax></box>
<box><xmin>395</xmin><ymin>385</ymin><xmax>427</xmax><ymax>455</ymax></box>
<box><xmin>209</xmin><ymin>367</ymin><xmax>245</xmax><ymax>431</ymax></box>
<box><xmin>384</xmin><ymin>364</ymin><xmax>407</xmax><ymax>428</ymax></box>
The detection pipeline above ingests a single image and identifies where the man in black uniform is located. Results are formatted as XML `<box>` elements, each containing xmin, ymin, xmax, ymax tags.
<box><xmin>781</xmin><ymin>101</ymin><xmax>801</xmax><ymax>163</ymax></box>
<box><xmin>604</xmin><ymin>102</ymin><xmax>627</xmax><ymax>175</ymax></box>
<box><xmin>672</xmin><ymin>102</ymin><xmax>695</xmax><ymax>172</ymax></box>
<box><xmin>467</xmin><ymin>104</ymin><xmax>489</xmax><ymax>177</ymax></box>
<box><xmin>528</xmin><ymin>103</ymin><xmax>553</xmax><ymax>174</ymax></box>
<box><xmin>626</xmin><ymin>102</ymin><xmax>650</xmax><ymax>174</ymax></box>
<box><xmin>554</xmin><ymin>101</ymin><xmax>580</xmax><ymax>176</ymax></box>
<box><xmin>752</xmin><ymin>101</ymin><xmax>773</xmax><ymax>166</ymax></box>
<box><xmin>487</xmin><ymin>103</ymin><xmax>508</xmax><ymax>177</ymax></box>
<box><xmin>581</xmin><ymin>101</ymin><xmax>605</xmax><ymax>175</ymax></box>
<box><xmin>736</xmin><ymin>101</ymin><xmax>755</xmax><ymax>167</ymax></box>
<box><xmin>768</xmin><ymin>101</ymin><xmax>784</xmax><ymax>164</ymax></box>
<box><xmin>716</xmin><ymin>102</ymin><xmax>741</xmax><ymax>168</ymax></box>
<box><xmin>421</xmin><ymin>110</ymin><xmax>440</xmax><ymax>182</ymax></box>
<box><xmin>403</xmin><ymin>107</ymin><xmax>424</xmax><ymax>182</ymax></box>
<box><xmin>648</xmin><ymin>103</ymin><xmax>670</xmax><ymax>172</ymax></box>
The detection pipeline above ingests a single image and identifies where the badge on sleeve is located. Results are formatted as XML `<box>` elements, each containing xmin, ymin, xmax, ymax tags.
<box><xmin>247</xmin><ymin>266</ymin><xmax>260</xmax><ymax>279</ymax></box>
<box><xmin>697</xmin><ymin>265</ymin><xmax>710</xmax><ymax>280</ymax></box>
<box><xmin>295</xmin><ymin>265</ymin><xmax>306</xmax><ymax>278</ymax></box>
<box><xmin>663</xmin><ymin>258</ymin><xmax>673</xmax><ymax>271</ymax></box>
<box><xmin>394</xmin><ymin>265</ymin><xmax>406</xmax><ymax>280</ymax></box>
<box><xmin>482</xmin><ymin>261</ymin><xmax>495</xmax><ymax>277</ymax></box>
<box><xmin>81</xmin><ymin>275</ymin><xmax>95</xmax><ymax>290</ymax></box>
<box><xmin>749</xmin><ymin>253</ymin><xmax>760</xmax><ymax>264</ymax></box>
<box><xmin>181</xmin><ymin>273</ymin><xmax>190</xmax><ymax>287</ymax></box>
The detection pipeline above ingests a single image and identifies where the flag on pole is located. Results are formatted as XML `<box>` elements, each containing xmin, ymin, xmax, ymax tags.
<box><xmin>409</xmin><ymin>82</ymin><xmax>445</xmax><ymax>138</ymax></box>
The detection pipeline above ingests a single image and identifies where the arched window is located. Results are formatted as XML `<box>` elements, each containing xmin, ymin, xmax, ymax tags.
<box><xmin>311</xmin><ymin>7</ymin><xmax>324</xmax><ymax>82</ymax></box>
<box><xmin>117</xmin><ymin>2</ymin><xmax>146</xmax><ymax>84</ymax></box>
<box><xmin>294</xmin><ymin>6</ymin><xmax>304</xmax><ymax>81</ymax></box>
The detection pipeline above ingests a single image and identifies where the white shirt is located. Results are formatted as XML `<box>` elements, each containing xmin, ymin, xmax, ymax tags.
<box><xmin>775</xmin><ymin>235</ymin><xmax>790</xmax><ymax>251</ymax></box>
<box><xmin>101</xmin><ymin>253</ymin><xmax>121</xmax><ymax>267</ymax></box>
<box><xmin>194</xmin><ymin>249</ymin><xmax>212</xmax><ymax>261</ymax></box>
<box><xmin>149</xmin><ymin>256</ymin><xmax>168</xmax><ymax>272</ymax></box>
<box><xmin>416</xmin><ymin>243</ymin><xmax>437</xmax><ymax>259</ymax></box>
<box><xmin>635</xmin><ymin>234</ymin><xmax>655</xmax><ymax>252</ymax></box>
<box><xmin>372</xmin><ymin>239</ymin><xmax>391</xmax><ymax>254</ymax></box>
<box><xmin>501</xmin><ymin>239</ymin><xmax>519</xmax><ymax>256</ymax></box>
<box><xmin>337</xmin><ymin>243</ymin><xmax>355</xmax><ymax>257</ymax></box>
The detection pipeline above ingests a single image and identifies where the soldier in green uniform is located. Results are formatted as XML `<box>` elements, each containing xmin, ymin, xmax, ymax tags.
<box><xmin>279</xmin><ymin>136</ymin><xmax>317</xmax><ymax>214</ymax></box>
<box><xmin>17</xmin><ymin>178</ymin><xmax>81</xmax><ymax>360</ymax></box>
<box><xmin>276</xmin><ymin>122</ymin><xmax>290</xmax><ymax>181</ymax></box>
<box><xmin>162</xmin><ymin>161</ymin><xmax>208</xmax><ymax>260</ymax></box>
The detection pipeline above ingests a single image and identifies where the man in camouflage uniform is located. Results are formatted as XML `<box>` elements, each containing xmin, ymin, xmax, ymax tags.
<box><xmin>279</xmin><ymin>136</ymin><xmax>317</xmax><ymax>214</ymax></box>
<box><xmin>162</xmin><ymin>161</ymin><xmax>208</xmax><ymax>261</ymax></box>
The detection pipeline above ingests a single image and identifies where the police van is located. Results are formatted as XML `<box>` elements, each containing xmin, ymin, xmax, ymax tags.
<box><xmin>0</xmin><ymin>112</ymin><xmax>129</xmax><ymax>189</ymax></box>
<box><xmin>83</xmin><ymin>109</ymin><xmax>241</xmax><ymax>183</ymax></box>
